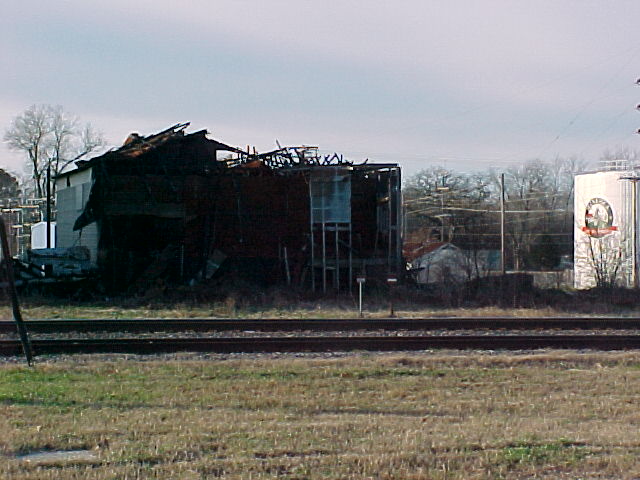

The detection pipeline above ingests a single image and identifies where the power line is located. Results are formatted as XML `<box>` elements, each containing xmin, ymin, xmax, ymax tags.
<box><xmin>381</xmin><ymin>45</ymin><xmax>640</xmax><ymax>139</ymax></box>
<box><xmin>450</xmin><ymin>232</ymin><xmax>572</xmax><ymax>236</ymax></box>
<box><xmin>406</xmin><ymin>206</ymin><xmax>569</xmax><ymax>214</ymax></box>
<box><xmin>532</xmin><ymin>48</ymin><xmax>640</xmax><ymax>160</ymax></box>
<box><xmin>405</xmin><ymin>211</ymin><xmax>570</xmax><ymax>229</ymax></box>
<box><xmin>404</xmin><ymin>191</ymin><xmax>573</xmax><ymax>205</ymax></box>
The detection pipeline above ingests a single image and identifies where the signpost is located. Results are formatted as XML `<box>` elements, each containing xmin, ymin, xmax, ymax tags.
<box><xmin>387</xmin><ymin>275</ymin><xmax>398</xmax><ymax>317</ymax></box>
<box><xmin>356</xmin><ymin>276</ymin><xmax>366</xmax><ymax>317</ymax></box>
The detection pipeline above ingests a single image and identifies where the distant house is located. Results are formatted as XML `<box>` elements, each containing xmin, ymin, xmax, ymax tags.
<box><xmin>408</xmin><ymin>243</ymin><xmax>465</xmax><ymax>285</ymax></box>
<box><xmin>406</xmin><ymin>241</ymin><xmax>499</xmax><ymax>285</ymax></box>
<box><xmin>0</xmin><ymin>169</ymin><xmax>19</xmax><ymax>199</ymax></box>
<box><xmin>0</xmin><ymin>169</ymin><xmax>21</xmax><ymax>256</ymax></box>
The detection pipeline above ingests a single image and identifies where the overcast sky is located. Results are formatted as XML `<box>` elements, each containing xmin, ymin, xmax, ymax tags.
<box><xmin>1</xmin><ymin>0</ymin><xmax>638</xmax><ymax>178</ymax></box>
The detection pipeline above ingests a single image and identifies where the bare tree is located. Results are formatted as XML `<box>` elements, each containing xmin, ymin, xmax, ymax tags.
<box><xmin>500</xmin><ymin>160</ymin><xmax>551</xmax><ymax>270</ymax></box>
<box><xmin>405</xmin><ymin>158</ymin><xmax>581</xmax><ymax>273</ymax></box>
<box><xmin>599</xmin><ymin>146</ymin><xmax>639</xmax><ymax>170</ymax></box>
<box><xmin>3</xmin><ymin>105</ymin><xmax>105</xmax><ymax>198</ymax></box>
<box><xmin>404</xmin><ymin>167</ymin><xmax>490</xmax><ymax>244</ymax></box>
<box><xmin>486</xmin><ymin>157</ymin><xmax>583</xmax><ymax>270</ymax></box>
<box><xmin>586</xmin><ymin>234</ymin><xmax>624</xmax><ymax>288</ymax></box>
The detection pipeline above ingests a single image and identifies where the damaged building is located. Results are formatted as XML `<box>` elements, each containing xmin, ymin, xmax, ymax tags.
<box><xmin>55</xmin><ymin>123</ymin><xmax>402</xmax><ymax>293</ymax></box>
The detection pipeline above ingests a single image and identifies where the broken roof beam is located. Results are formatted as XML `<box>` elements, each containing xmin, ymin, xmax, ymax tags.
<box><xmin>231</xmin><ymin>145</ymin><xmax>359</xmax><ymax>170</ymax></box>
<box><xmin>208</xmin><ymin>138</ymin><xmax>245</xmax><ymax>154</ymax></box>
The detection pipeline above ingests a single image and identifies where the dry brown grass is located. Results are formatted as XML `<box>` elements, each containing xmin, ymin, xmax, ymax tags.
<box><xmin>2</xmin><ymin>302</ymin><xmax>638</xmax><ymax>321</ymax></box>
<box><xmin>2</xmin><ymin>351</ymin><xmax>640</xmax><ymax>478</ymax></box>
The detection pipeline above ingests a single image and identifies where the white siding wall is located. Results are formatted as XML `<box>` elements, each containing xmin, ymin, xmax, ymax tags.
<box><xmin>58</xmin><ymin>169</ymin><xmax>92</xmax><ymax>187</ymax></box>
<box><xmin>56</xmin><ymin>168</ymin><xmax>98</xmax><ymax>266</ymax></box>
<box><xmin>574</xmin><ymin>171</ymin><xmax>636</xmax><ymax>288</ymax></box>
<box><xmin>31</xmin><ymin>221</ymin><xmax>56</xmax><ymax>249</ymax></box>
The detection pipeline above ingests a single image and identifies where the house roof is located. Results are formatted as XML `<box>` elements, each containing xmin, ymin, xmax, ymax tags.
<box><xmin>403</xmin><ymin>241</ymin><xmax>447</xmax><ymax>262</ymax></box>
<box><xmin>57</xmin><ymin>122</ymin><xmax>400</xmax><ymax>179</ymax></box>
<box><xmin>57</xmin><ymin>122</ymin><xmax>243</xmax><ymax>179</ymax></box>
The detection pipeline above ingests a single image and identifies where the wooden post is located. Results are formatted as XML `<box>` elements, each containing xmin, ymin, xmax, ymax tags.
<box><xmin>0</xmin><ymin>217</ymin><xmax>33</xmax><ymax>365</ymax></box>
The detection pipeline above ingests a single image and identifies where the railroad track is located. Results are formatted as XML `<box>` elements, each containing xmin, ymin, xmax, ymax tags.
<box><xmin>4</xmin><ymin>317</ymin><xmax>640</xmax><ymax>333</ymax></box>
<box><xmin>3</xmin><ymin>335</ymin><xmax>640</xmax><ymax>356</ymax></box>
<box><xmin>4</xmin><ymin>317</ymin><xmax>640</xmax><ymax>358</ymax></box>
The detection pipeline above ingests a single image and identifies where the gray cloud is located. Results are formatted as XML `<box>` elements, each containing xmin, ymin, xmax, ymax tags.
<box><xmin>1</xmin><ymin>0</ymin><xmax>638</xmax><ymax>176</ymax></box>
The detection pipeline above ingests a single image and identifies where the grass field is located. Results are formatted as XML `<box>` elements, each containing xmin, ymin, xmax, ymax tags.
<box><xmin>0</xmin><ymin>302</ymin><xmax>630</xmax><ymax>320</ymax></box>
<box><xmin>3</xmin><ymin>351</ymin><xmax>640</xmax><ymax>479</ymax></box>
<box><xmin>1</xmin><ymin>302</ymin><xmax>527</xmax><ymax>320</ymax></box>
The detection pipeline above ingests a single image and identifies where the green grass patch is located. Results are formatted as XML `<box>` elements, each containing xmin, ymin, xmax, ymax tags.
<box><xmin>0</xmin><ymin>367</ymin><xmax>154</xmax><ymax>408</ymax></box>
<box><xmin>500</xmin><ymin>438</ymin><xmax>589</xmax><ymax>468</ymax></box>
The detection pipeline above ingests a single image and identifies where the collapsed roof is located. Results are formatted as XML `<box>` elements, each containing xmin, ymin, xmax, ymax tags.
<box><xmin>64</xmin><ymin>122</ymin><xmax>361</xmax><ymax>176</ymax></box>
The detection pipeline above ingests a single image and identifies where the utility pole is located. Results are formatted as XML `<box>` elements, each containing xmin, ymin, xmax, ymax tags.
<box><xmin>500</xmin><ymin>173</ymin><xmax>506</xmax><ymax>276</ymax></box>
<box><xmin>632</xmin><ymin>178</ymin><xmax>638</xmax><ymax>289</ymax></box>
<box><xmin>623</xmin><ymin>78</ymin><xmax>640</xmax><ymax>287</ymax></box>
<box><xmin>436</xmin><ymin>175</ymin><xmax>450</xmax><ymax>242</ymax></box>
<box><xmin>622</xmin><ymin>76</ymin><xmax>640</xmax><ymax>290</ymax></box>
<box><xmin>441</xmin><ymin>189</ymin><xmax>445</xmax><ymax>241</ymax></box>
<box><xmin>46</xmin><ymin>164</ymin><xmax>51</xmax><ymax>249</ymax></box>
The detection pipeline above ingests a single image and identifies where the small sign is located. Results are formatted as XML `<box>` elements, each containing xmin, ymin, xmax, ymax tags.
<box><xmin>356</xmin><ymin>276</ymin><xmax>366</xmax><ymax>284</ymax></box>
<box><xmin>387</xmin><ymin>276</ymin><xmax>398</xmax><ymax>284</ymax></box>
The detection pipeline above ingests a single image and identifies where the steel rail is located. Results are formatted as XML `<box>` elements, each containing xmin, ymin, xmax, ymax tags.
<box><xmin>3</xmin><ymin>335</ymin><xmax>640</xmax><ymax>356</ymax></box>
<box><xmin>4</xmin><ymin>317</ymin><xmax>640</xmax><ymax>334</ymax></box>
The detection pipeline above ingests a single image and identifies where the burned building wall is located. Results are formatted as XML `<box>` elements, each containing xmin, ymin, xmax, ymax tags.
<box><xmin>70</xmin><ymin>125</ymin><xmax>233</xmax><ymax>290</ymax></box>
<box><xmin>63</xmin><ymin>124</ymin><xmax>402</xmax><ymax>293</ymax></box>
<box><xmin>202</xmin><ymin>169</ymin><xmax>311</xmax><ymax>285</ymax></box>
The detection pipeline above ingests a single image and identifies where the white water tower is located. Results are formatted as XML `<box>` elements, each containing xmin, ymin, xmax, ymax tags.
<box><xmin>574</xmin><ymin>169</ymin><xmax>638</xmax><ymax>288</ymax></box>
